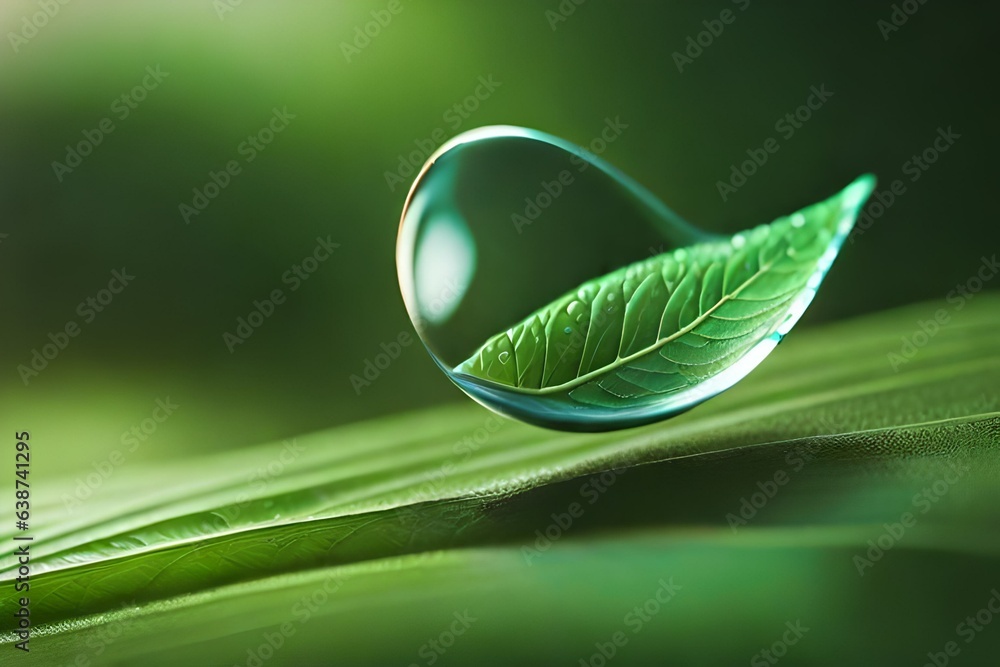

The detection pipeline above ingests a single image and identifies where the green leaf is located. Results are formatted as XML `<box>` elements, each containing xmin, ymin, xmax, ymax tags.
<box><xmin>2</xmin><ymin>292</ymin><xmax>998</xmax><ymax>665</ymax></box>
<box><xmin>454</xmin><ymin>175</ymin><xmax>875</xmax><ymax>409</ymax></box>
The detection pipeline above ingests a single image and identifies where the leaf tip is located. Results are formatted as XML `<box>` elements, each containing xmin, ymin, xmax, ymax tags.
<box><xmin>843</xmin><ymin>173</ymin><xmax>877</xmax><ymax>214</ymax></box>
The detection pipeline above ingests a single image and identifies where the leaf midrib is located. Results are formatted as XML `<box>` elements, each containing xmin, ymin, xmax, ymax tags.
<box><xmin>507</xmin><ymin>252</ymin><xmax>779</xmax><ymax>395</ymax></box>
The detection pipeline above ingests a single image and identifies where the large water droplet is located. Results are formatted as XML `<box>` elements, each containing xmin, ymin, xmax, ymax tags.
<box><xmin>396</xmin><ymin>126</ymin><xmax>873</xmax><ymax>431</ymax></box>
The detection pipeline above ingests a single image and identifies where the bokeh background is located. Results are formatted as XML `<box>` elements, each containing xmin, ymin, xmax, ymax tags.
<box><xmin>1</xmin><ymin>0</ymin><xmax>995</xmax><ymax>479</ymax></box>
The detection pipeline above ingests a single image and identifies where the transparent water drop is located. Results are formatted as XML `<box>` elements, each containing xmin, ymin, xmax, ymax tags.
<box><xmin>396</xmin><ymin>126</ymin><xmax>873</xmax><ymax>431</ymax></box>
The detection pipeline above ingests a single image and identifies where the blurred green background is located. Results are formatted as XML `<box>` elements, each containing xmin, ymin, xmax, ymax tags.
<box><xmin>1</xmin><ymin>0</ymin><xmax>995</xmax><ymax>477</ymax></box>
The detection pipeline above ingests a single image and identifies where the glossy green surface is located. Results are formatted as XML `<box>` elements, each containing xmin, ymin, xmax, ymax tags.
<box><xmin>3</xmin><ymin>295</ymin><xmax>998</xmax><ymax>665</ymax></box>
